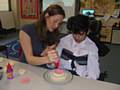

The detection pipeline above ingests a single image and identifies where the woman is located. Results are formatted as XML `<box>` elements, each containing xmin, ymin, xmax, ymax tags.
<box><xmin>19</xmin><ymin>4</ymin><xmax>65</xmax><ymax>66</ymax></box>
<box><xmin>57</xmin><ymin>15</ymin><xmax>100</xmax><ymax>80</ymax></box>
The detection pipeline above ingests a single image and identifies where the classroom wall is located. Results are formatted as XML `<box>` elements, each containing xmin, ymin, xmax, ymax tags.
<box><xmin>0</xmin><ymin>11</ymin><xmax>15</xmax><ymax>29</ymax></box>
<box><xmin>11</xmin><ymin>0</ymin><xmax>20</xmax><ymax>29</ymax></box>
<box><xmin>0</xmin><ymin>0</ymin><xmax>38</xmax><ymax>29</ymax></box>
<box><xmin>1</xmin><ymin>0</ymin><xmax>120</xmax><ymax>37</ymax></box>
<box><xmin>11</xmin><ymin>0</ymin><xmax>38</xmax><ymax>29</ymax></box>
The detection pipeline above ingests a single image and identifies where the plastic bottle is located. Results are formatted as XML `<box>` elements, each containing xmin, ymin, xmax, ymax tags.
<box><xmin>6</xmin><ymin>63</ymin><xmax>13</xmax><ymax>80</ymax></box>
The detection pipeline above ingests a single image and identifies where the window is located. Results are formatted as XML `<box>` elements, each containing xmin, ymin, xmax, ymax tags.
<box><xmin>0</xmin><ymin>0</ymin><xmax>11</xmax><ymax>11</ymax></box>
<box><xmin>42</xmin><ymin>0</ymin><xmax>80</xmax><ymax>21</ymax></box>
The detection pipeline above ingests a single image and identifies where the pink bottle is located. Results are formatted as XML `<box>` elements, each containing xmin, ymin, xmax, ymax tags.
<box><xmin>53</xmin><ymin>59</ymin><xmax>60</xmax><ymax>68</ymax></box>
<box><xmin>6</xmin><ymin>63</ymin><xmax>13</xmax><ymax>80</ymax></box>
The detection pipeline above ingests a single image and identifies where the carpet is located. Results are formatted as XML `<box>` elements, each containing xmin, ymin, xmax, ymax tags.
<box><xmin>3</xmin><ymin>40</ymin><xmax>20</xmax><ymax>58</ymax></box>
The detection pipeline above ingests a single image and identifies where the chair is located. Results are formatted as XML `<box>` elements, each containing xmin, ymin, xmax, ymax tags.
<box><xmin>89</xmin><ymin>19</ymin><xmax>102</xmax><ymax>40</ymax></box>
<box><xmin>0</xmin><ymin>45</ymin><xmax>8</xmax><ymax>58</ymax></box>
<box><xmin>0</xmin><ymin>19</ymin><xmax>8</xmax><ymax>58</ymax></box>
<box><xmin>98</xmin><ymin>71</ymin><xmax>108</xmax><ymax>81</ymax></box>
<box><xmin>88</xmin><ymin>20</ymin><xmax>110</xmax><ymax>57</ymax></box>
<box><xmin>0</xmin><ymin>19</ymin><xmax>7</xmax><ymax>37</ymax></box>
<box><xmin>88</xmin><ymin>20</ymin><xmax>109</xmax><ymax>81</ymax></box>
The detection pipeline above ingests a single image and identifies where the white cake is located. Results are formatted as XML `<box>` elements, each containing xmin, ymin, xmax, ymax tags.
<box><xmin>49</xmin><ymin>69</ymin><xmax>66</xmax><ymax>82</ymax></box>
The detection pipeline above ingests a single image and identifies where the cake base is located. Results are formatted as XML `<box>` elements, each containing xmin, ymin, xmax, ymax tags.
<box><xmin>49</xmin><ymin>69</ymin><xmax>66</xmax><ymax>82</ymax></box>
<box><xmin>43</xmin><ymin>69</ymin><xmax>73</xmax><ymax>85</ymax></box>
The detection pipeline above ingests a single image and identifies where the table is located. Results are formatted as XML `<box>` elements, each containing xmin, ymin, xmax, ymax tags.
<box><xmin>0</xmin><ymin>58</ymin><xmax>120</xmax><ymax>90</ymax></box>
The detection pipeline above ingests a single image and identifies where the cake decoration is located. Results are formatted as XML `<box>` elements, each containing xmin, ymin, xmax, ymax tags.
<box><xmin>44</xmin><ymin>69</ymin><xmax>73</xmax><ymax>84</ymax></box>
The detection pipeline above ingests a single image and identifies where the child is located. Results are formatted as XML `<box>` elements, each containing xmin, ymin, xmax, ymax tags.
<box><xmin>56</xmin><ymin>15</ymin><xmax>100</xmax><ymax>80</ymax></box>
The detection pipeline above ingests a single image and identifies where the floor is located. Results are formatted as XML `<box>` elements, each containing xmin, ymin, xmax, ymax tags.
<box><xmin>99</xmin><ymin>44</ymin><xmax>120</xmax><ymax>84</ymax></box>
<box><xmin>0</xmin><ymin>32</ymin><xmax>120</xmax><ymax>85</ymax></box>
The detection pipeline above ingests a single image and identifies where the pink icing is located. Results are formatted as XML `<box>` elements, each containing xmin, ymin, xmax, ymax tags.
<box><xmin>54</xmin><ymin>69</ymin><xmax>64</xmax><ymax>74</ymax></box>
<box><xmin>53</xmin><ymin>60</ymin><xmax>60</xmax><ymax>68</ymax></box>
<box><xmin>20</xmin><ymin>77</ymin><xmax>30</xmax><ymax>84</ymax></box>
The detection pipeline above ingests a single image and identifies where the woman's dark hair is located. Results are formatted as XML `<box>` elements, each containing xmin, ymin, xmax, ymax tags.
<box><xmin>35</xmin><ymin>4</ymin><xmax>65</xmax><ymax>46</ymax></box>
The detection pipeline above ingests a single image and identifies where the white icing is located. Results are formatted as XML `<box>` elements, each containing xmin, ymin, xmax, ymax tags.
<box><xmin>18</xmin><ymin>69</ymin><xmax>26</xmax><ymax>75</ymax></box>
<box><xmin>49</xmin><ymin>70</ymin><xmax>66</xmax><ymax>82</ymax></box>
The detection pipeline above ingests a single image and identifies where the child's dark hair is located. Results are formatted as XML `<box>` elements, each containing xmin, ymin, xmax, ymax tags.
<box><xmin>67</xmin><ymin>15</ymin><xmax>89</xmax><ymax>33</ymax></box>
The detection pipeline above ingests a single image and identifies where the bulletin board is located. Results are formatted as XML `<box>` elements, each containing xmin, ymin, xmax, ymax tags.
<box><xmin>94</xmin><ymin>0</ymin><xmax>115</xmax><ymax>16</ymax></box>
<box><xmin>80</xmin><ymin>0</ymin><xmax>95</xmax><ymax>9</ymax></box>
<box><xmin>20</xmin><ymin>0</ymin><xmax>39</xmax><ymax>19</ymax></box>
<box><xmin>80</xmin><ymin>0</ymin><xmax>115</xmax><ymax>16</ymax></box>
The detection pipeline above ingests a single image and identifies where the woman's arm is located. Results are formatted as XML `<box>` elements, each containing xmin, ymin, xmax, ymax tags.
<box><xmin>19</xmin><ymin>31</ymin><xmax>50</xmax><ymax>65</ymax></box>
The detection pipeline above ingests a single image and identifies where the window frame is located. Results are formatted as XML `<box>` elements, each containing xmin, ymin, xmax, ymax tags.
<box><xmin>0</xmin><ymin>0</ymin><xmax>11</xmax><ymax>11</ymax></box>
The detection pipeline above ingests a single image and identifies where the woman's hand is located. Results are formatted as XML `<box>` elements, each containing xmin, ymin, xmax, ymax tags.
<box><xmin>41</xmin><ymin>44</ymin><xmax>57</xmax><ymax>56</ymax></box>
<box><xmin>41</xmin><ymin>47</ymin><xmax>50</xmax><ymax>56</ymax></box>
<box><xmin>47</xmin><ymin>50</ymin><xmax>59</xmax><ymax>62</ymax></box>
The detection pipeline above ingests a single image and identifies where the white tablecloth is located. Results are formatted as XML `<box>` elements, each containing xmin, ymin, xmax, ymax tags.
<box><xmin>0</xmin><ymin>58</ymin><xmax>120</xmax><ymax>90</ymax></box>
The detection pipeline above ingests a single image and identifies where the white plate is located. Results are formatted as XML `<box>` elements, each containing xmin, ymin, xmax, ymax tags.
<box><xmin>43</xmin><ymin>69</ymin><xmax>73</xmax><ymax>85</ymax></box>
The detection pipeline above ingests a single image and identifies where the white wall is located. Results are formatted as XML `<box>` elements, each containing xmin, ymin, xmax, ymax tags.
<box><xmin>0</xmin><ymin>0</ymin><xmax>9</xmax><ymax>11</ymax></box>
<box><xmin>11</xmin><ymin>0</ymin><xmax>20</xmax><ymax>29</ymax></box>
<box><xmin>11</xmin><ymin>0</ymin><xmax>35</xmax><ymax>29</ymax></box>
<box><xmin>0</xmin><ymin>0</ymin><xmax>38</xmax><ymax>30</ymax></box>
<box><xmin>0</xmin><ymin>11</ymin><xmax>15</xmax><ymax>29</ymax></box>
<box><xmin>43</xmin><ymin>0</ymin><xmax>76</xmax><ymax>20</ymax></box>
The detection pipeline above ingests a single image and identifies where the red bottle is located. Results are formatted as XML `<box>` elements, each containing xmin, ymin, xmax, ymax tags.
<box><xmin>53</xmin><ymin>59</ymin><xmax>60</xmax><ymax>69</ymax></box>
<box><xmin>6</xmin><ymin>63</ymin><xmax>13</xmax><ymax>80</ymax></box>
